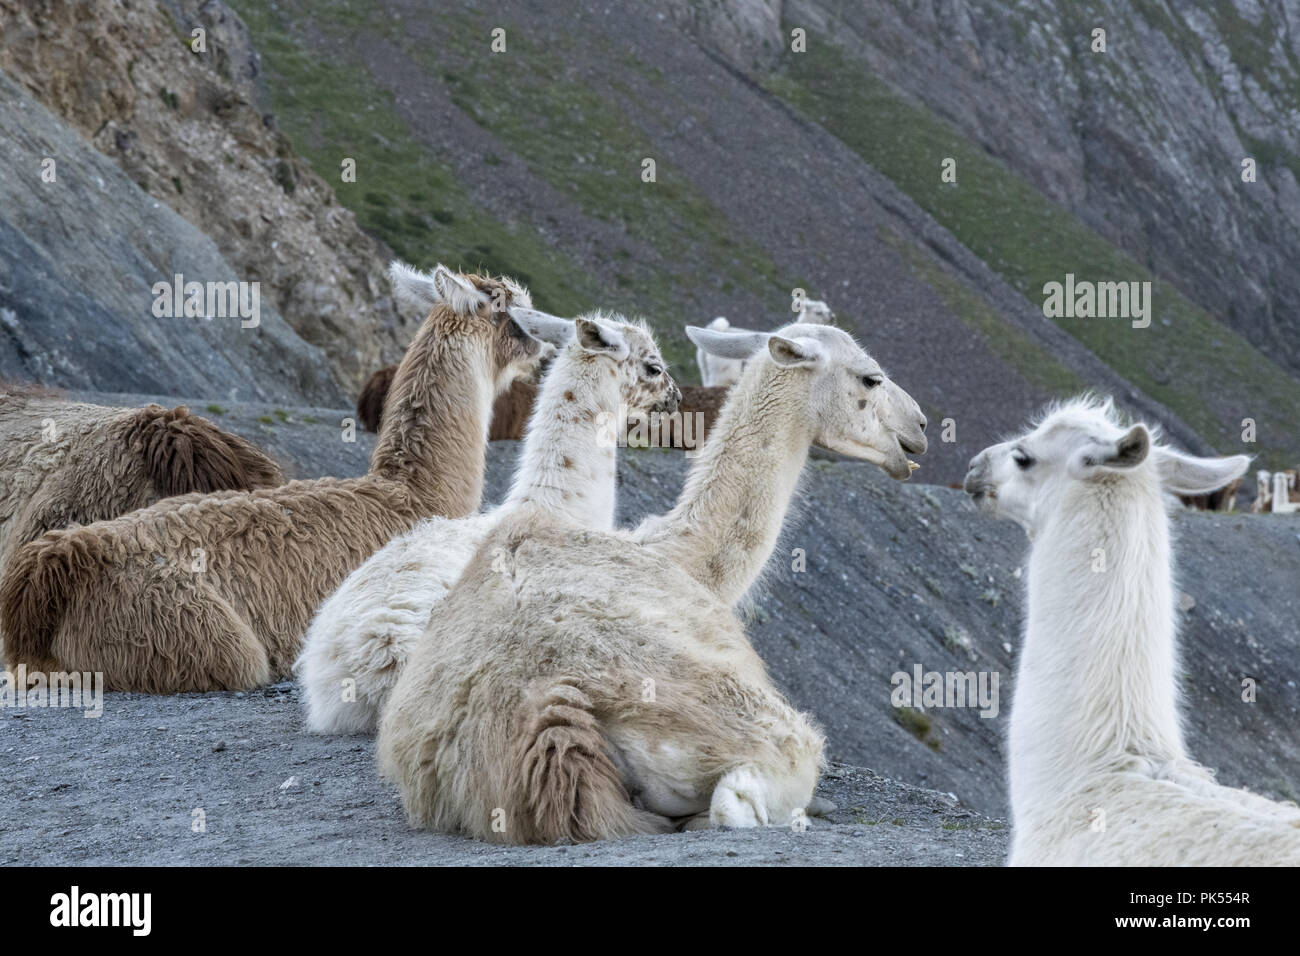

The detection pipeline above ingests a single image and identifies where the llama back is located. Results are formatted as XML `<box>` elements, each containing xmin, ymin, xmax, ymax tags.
<box><xmin>0</xmin><ymin>476</ymin><xmax>425</xmax><ymax>686</ymax></box>
<box><xmin>0</xmin><ymin>399</ymin><xmax>281</xmax><ymax>567</ymax></box>
<box><xmin>128</xmin><ymin>404</ymin><xmax>282</xmax><ymax>498</ymax></box>
<box><xmin>297</xmin><ymin>512</ymin><xmax>494</xmax><ymax>734</ymax></box>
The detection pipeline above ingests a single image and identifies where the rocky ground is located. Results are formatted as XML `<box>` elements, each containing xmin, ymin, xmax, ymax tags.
<box><xmin>1</xmin><ymin>682</ymin><xmax>1005</xmax><ymax>866</ymax></box>
<box><xmin>3</xmin><ymin>394</ymin><xmax>1296</xmax><ymax>865</ymax></box>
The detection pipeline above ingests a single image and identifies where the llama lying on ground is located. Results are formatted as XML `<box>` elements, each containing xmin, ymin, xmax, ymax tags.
<box><xmin>0</xmin><ymin>394</ymin><xmax>281</xmax><ymax>571</ymax></box>
<box><xmin>695</xmin><ymin>300</ymin><xmax>834</xmax><ymax>386</ymax></box>
<box><xmin>964</xmin><ymin>397</ymin><xmax>1300</xmax><ymax>865</ymax></box>
<box><xmin>297</xmin><ymin>308</ymin><xmax>680</xmax><ymax>734</ymax></box>
<box><xmin>0</xmin><ymin>262</ymin><xmax>545</xmax><ymax>692</ymax></box>
<box><xmin>378</xmin><ymin>321</ymin><xmax>928</xmax><ymax>843</ymax></box>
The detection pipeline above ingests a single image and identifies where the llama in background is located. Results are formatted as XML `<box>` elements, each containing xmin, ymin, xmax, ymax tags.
<box><xmin>696</xmin><ymin>299</ymin><xmax>835</xmax><ymax>386</ymax></box>
<box><xmin>0</xmin><ymin>393</ymin><xmax>281</xmax><ymax>571</ymax></box>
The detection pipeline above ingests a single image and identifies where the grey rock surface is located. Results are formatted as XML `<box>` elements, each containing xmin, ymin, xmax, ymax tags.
<box><xmin>0</xmin><ymin>75</ymin><xmax>344</xmax><ymax>406</ymax></box>
<box><xmin>786</xmin><ymin>0</ymin><xmax>1300</xmax><ymax>375</ymax></box>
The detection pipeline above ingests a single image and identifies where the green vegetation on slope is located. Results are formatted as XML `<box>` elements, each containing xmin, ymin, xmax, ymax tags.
<box><xmin>767</xmin><ymin>33</ymin><xmax>1300</xmax><ymax>461</ymax></box>
<box><xmin>233</xmin><ymin>0</ymin><xmax>800</xmax><ymax>378</ymax></box>
<box><xmin>878</xmin><ymin>228</ymin><xmax>1086</xmax><ymax>399</ymax></box>
<box><xmin>233</xmin><ymin>0</ymin><xmax>601</xmax><ymax>320</ymax></box>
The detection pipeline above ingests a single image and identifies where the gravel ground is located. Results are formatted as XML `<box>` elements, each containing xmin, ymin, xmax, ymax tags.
<box><xmin>0</xmin><ymin>681</ymin><xmax>1006</xmax><ymax>866</ymax></box>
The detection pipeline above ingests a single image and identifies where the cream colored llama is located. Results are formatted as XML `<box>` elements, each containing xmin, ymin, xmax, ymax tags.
<box><xmin>296</xmin><ymin>308</ymin><xmax>680</xmax><ymax>734</ymax></box>
<box><xmin>378</xmin><ymin>321</ymin><xmax>928</xmax><ymax>843</ymax></box>
<box><xmin>696</xmin><ymin>301</ymin><xmax>833</xmax><ymax>386</ymax></box>
<box><xmin>0</xmin><ymin>263</ymin><xmax>544</xmax><ymax>693</ymax></box>
<box><xmin>964</xmin><ymin>397</ymin><xmax>1300</xmax><ymax>865</ymax></box>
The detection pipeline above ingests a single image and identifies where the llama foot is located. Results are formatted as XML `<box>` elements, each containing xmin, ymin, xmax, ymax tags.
<box><xmin>709</xmin><ymin>767</ymin><xmax>770</xmax><ymax>827</ymax></box>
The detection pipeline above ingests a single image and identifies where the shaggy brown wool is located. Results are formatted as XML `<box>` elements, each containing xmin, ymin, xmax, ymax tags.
<box><xmin>0</xmin><ymin>395</ymin><xmax>281</xmax><ymax>570</ymax></box>
<box><xmin>0</xmin><ymin>271</ymin><xmax>540</xmax><ymax>692</ymax></box>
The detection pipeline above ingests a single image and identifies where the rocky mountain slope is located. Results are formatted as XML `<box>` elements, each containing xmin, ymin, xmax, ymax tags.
<box><xmin>0</xmin><ymin>0</ymin><xmax>413</xmax><ymax>396</ymax></box>
<box><xmin>0</xmin><ymin>73</ymin><xmax>338</xmax><ymax>404</ymax></box>
<box><xmin>220</xmin><ymin>0</ymin><xmax>1300</xmax><ymax>484</ymax></box>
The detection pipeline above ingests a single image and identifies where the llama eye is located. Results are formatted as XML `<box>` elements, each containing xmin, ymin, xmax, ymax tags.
<box><xmin>644</xmin><ymin>362</ymin><xmax>663</xmax><ymax>377</ymax></box>
<box><xmin>1013</xmin><ymin>452</ymin><xmax>1034</xmax><ymax>470</ymax></box>
<box><xmin>861</xmin><ymin>375</ymin><xmax>882</xmax><ymax>389</ymax></box>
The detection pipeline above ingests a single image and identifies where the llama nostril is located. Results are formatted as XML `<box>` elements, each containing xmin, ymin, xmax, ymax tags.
<box><xmin>919</xmin><ymin>420</ymin><xmax>927</xmax><ymax>433</ymax></box>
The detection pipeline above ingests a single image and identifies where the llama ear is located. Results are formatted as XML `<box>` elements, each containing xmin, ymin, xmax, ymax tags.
<box><xmin>1069</xmin><ymin>424</ymin><xmax>1150</xmax><ymax>477</ymax></box>
<box><xmin>1154</xmin><ymin>449</ymin><xmax>1250</xmax><ymax>495</ymax></box>
<box><xmin>389</xmin><ymin>261</ymin><xmax>443</xmax><ymax>310</ymax></box>
<box><xmin>768</xmin><ymin>335</ymin><xmax>824</xmax><ymax>368</ymax></box>
<box><xmin>508</xmin><ymin>307</ymin><xmax>575</xmax><ymax>348</ymax></box>
<box><xmin>685</xmin><ymin>325</ymin><xmax>769</xmax><ymax>360</ymax></box>
<box><xmin>431</xmin><ymin>264</ymin><xmax>489</xmax><ymax>315</ymax></box>
<box><xmin>575</xmin><ymin>318</ymin><xmax>629</xmax><ymax>359</ymax></box>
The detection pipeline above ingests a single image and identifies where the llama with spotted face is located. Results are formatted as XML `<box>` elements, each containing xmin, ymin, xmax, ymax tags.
<box><xmin>964</xmin><ymin>397</ymin><xmax>1300</xmax><ymax>865</ymax></box>
<box><xmin>296</xmin><ymin>308</ymin><xmax>679</xmax><ymax>734</ymax></box>
<box><xmin>378</xmin><ymin>321</ymin><xmax>927</xmax><ymax>844</ymax></box>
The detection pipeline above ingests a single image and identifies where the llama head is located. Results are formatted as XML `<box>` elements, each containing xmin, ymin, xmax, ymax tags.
<box><xmin>686</xmin><ymin>321</ymin><xmax>927</xmax><ymax>479</ymax></box>
<box><xmin>798</xmin><ymin>299</ymin><xmax>835</xmax><ymax>325</ymax></box>
<box><xmin>389</xmin><ymin>261</ymin><xmax>545</xmax><ymax>390</ymax></box>
<box><xmin>963</xmin><ymin>395</ymin><xmax>1250</xmax><ymax>533</ymax></box>
<box><xmin>509</xmin><ymin>307</ymin><xmax>681</xmax><ymax>416</ymax></box>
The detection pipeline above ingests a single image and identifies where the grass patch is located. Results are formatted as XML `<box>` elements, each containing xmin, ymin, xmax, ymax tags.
<box><xmin>232</xmin><ymin>0</ymin><xmax>603</xmax><ymax>323</ymax></box>
<box><xmin>892</xmin><ymin>706</ymin><xmax>942</xmax><ymax>751</ymax></box>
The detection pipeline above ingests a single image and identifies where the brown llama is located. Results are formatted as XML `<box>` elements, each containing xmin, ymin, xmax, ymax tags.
<box><xmin>0</xmin><ymin>263</ymin><xmax>544</xmax><ymax>692</ymax></box>
<box><xmin>0</xmin><ymin>394</ymin><xmax>281</xmax><ymax>571</ymax></box>
<box><xmin>358</xmin><ymin>363</ymin><xmax>539</xmax><ymax>440</ymax></box>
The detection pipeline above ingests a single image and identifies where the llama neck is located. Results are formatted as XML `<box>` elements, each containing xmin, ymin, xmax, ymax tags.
<box><xmin>368</xmin><ymin>314</ymin><xmax>494</xmax><ymax>518</ymax></box>
<box><xmin>646</xmin><ymin>361</ymin><xmax>810</xmax><ymax>606</ymax></box>
<box><xmin>1010</xmin><ymin>474</ymin><xmax>1184</xmax><ymax>816</ymax></box>
<box><xmin>501</xmin><ymin>348</ymin><xmax>618</xmax><ymax>528</ymax></box>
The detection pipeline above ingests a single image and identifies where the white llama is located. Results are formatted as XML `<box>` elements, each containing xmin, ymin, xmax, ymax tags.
<box><xmin>295</xmin><ymin>308</ymin><xmax>680</xmax><ymax>734</ymax></box>
<box><xmin>377</xmin><ymin>321</ymin><xmax>928</xmax><ymax>843</ymax></box>
<box><xmin>797</xmin><ymin>298</ymin><xmax>835</xmax><ymax>325</ymax></box>
<box><xmin>695</xmin><ymin>317</ymin><xmax>743</xmax><ymax>387</ymax></box>
<box><xmin>964</xmin><ymin>397</ymin><xmax>1300</xmax><ymax>865</ymax></box>
<box><xmin>695</xmin><ymin>302</ymin><xmax>834</xmax><ymax>387</ymax></box>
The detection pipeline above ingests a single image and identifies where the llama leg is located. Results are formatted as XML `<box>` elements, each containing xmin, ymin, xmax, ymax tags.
<box><xmin>164</xmin><ymin>581</ymin><xmax>271</xmax><ymax>692</ymax></box>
